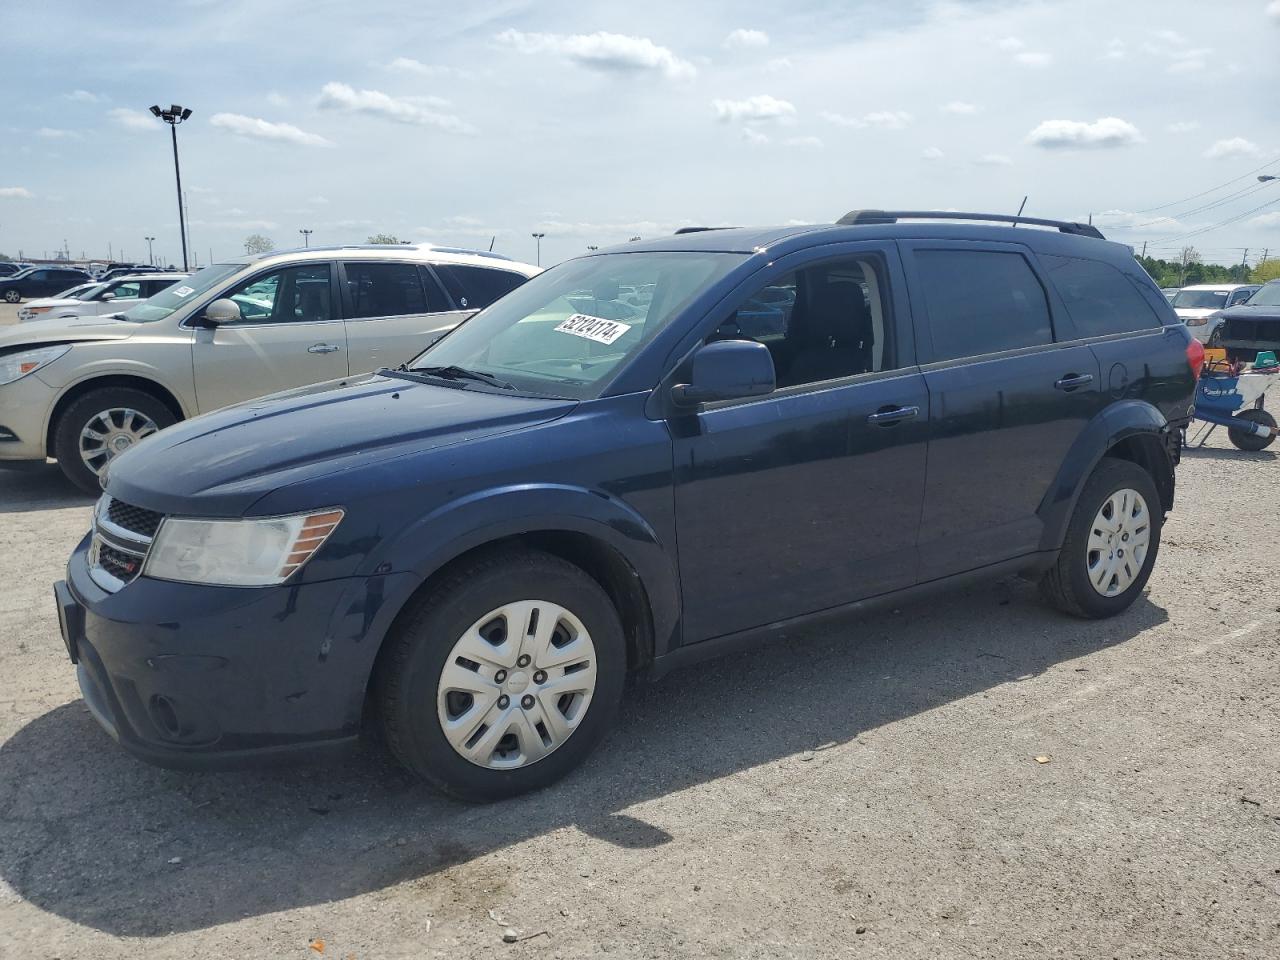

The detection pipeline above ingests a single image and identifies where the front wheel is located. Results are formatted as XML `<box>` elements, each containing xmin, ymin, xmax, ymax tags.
<box><xmin>1040</xmin><ymin>457</ymin><xmax>1162</xmax><ymax>619</ymax></box>
<box><xmin>1227</xmin><ymin>408</ymin><xmax>1276</xmax><ymax>451</ymax></box>
<box><xmin>2</xmin><ymin>289</ymin><xmax>20</xmax><ymax>303</ymax></box>
<box><xmin>52</xmin><ymin>387</ymin><xmax>177</xmax><ymax>494</ymax></box>
<box><xmin>375</xmin><ymin>549</ymin><xmax>627</xmax><ymax>802</ymax></box>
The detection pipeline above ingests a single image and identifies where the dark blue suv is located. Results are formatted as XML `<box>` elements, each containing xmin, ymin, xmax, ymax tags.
<box><xmin>54</xmin><ymin>211</ymin><xmax>1201</xmax><ymax>801</ymax></box>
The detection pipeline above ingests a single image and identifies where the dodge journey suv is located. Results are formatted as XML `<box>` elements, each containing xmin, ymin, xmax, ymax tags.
<box><xmin>55</xmin><ymin>211</ymin><xmax>1200</xmax><ymax>802</ymax></box>
<box><xmin>0</xmin><ymin>244</ymin><xmax>539</xmax><ymax>492</ymax></box>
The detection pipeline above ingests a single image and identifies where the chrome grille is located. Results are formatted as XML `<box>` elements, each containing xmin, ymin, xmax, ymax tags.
<box><xmin>88</xmin><ymin>496</ymin><xmax>163</xmax><ymax>592</ymax></box>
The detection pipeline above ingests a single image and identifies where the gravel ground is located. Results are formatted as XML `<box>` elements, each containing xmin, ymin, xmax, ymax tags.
<box><xmin>0</xmin><ymin>304</ymin><xmax>1278</xmax><ymax>957</ymax></box>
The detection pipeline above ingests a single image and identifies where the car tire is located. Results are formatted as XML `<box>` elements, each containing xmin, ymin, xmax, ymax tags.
<box><xmin>1040</xmin><ymin>457</ymin><xmax>1162</xmax><ymax>619</ymax></box>
<box><xmin>1227</xmin><ymin>408</ymin><xmax>1277</xmax><ymax>452</ymax></box>
<box><xmin>2</xmin><ymin>289</ymin><xmax>20</xmax><ymax>303</ymax></box>
<box><xmin>53</xmin><ymin>387</ymin><xmax>177</xmax><ymax>495</ymax></box>
<box><xmin>375</xmin><ymin>548</ymin><xmax>627</xmax><ymax>802</ymax></box>
<box><xmin>1207</xmin><ymin>327</ymin><xmax>1223</xmax><ymax>348</ymax></box>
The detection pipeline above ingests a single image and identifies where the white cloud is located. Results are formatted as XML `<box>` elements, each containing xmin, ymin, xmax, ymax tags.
<box><xmin>765</xmin><ymin>57</ymin><xmax>793</xmax><ymax>72</ymax></box>
<box><xmin>308</xmin><ymin>195</ymin><xmax>329</xmax><ymax>205</ymax></box>
<box><xmin>108</xmin><ymin>108</ymin><xmax>154</xmax><ymax>131</ymax></box>
<box><xmin>821</xmin><ymin>109</ymin><xmax>912</xmax><ymax>130</ymax></box>
<box><xmin>724</xmin><ymin>28</ymin><xmax>769</xmax><ymax>49</ymax></box>
<box><xmin>317</xmin><ymin>82</ymin><xmax>476</xmax><ymax>134</ymax></box>
<box><xmin>1102</xmin><ymin>38</ymin><xmax>1127</xmax><ymax>60</ymax></box>
<box><xmin>1269</xmin><ymin>1</ymin><xmax>1280</xmax><ymax>21</ymax></box>
<box><xmin>495</xmin><ymin>29</ymin><xmax>696</xmax><ymax>80</ymax></box>
<box><xmin>921</xmin><ymin>146</ymin><xmax>945</xmax><ymax>161</ymax></box>
<box><xmin>785</xmin><ymin>136</ymin><xmax>823</xmax><ymax>148</ymax></box>
<box><xmin>1154</xmin><ymin>29</ymin><xmax>1187</xmax><ymax>44</ymax></box>
<box><xmin>0</xmin><ymin>187</ymin><xmax>34</xmax><ymax>199</ymax></box>
<box><xmin>37</xmin><ymin>127</ymin><xmax>79</xmax><ymax>139</ymax></box>
<box><xmin>1015</xmin><ymin>51</ymin><xmax>1053</xmax><ymax>67</ymax></box>
<box><xmin>1204</xmin><ymin>137</ymin><xmax>1264</xmax><ymax>159</ymax></box>
<box><xmin>387</xmin><ymin>57</ymin><xmax>453</xmax><ymax>77</ymax></box>
<box><xmin>1027</xmin><ymin>116</ymin><xmax>1144</xmax><ymax>149</ymax></box>
<box><xmin>1167</xmin><ymin>53</ymin><xmax>1208</xmax><ymax>73</ymax></box>
<box><xmin>996</xmin><ymin>36</ymin><xmax>1025</xmax><ymax>51</ymax></box>
<box><xmin>1167</xmin><ymin>120</ymin><xmax>1200</xmax><ymax>133</ymax></box>
<box><xmin>742</xmin><ymin>128</ymin><xmax>770</xmax><ymax>145</ymax></box>
<box><xmin>974</xmin><ymin>153</ymin><xmax>1013</xmax><ymax>166</ymax></box>
<box><xmin>941</xmin><ymin>101</ymin><xmax>978</xmax><ymax>115</ymax></box>
<box><xmin>210</xmin><ymin>113</ymin><xmax>333</xmax><ymax>147</ymax></box>
<box><xmin>64</xmin><ymin>89</ymin><xmax>102</xmax><ymax>103</ymax></box>
<box><xmin>1092</xmin><ymin>209</ymin><xmax>1181</xmax><ymax>232</ymax></box>
<box><xmin>191</xmin><ymin>218</ymin><xmax>279</xmax><ymax>231</ymax></box>
<box><xmin>1249</xmin><ymin>212</ymin><xmax>1280</xmax><ymax>228</ymax></box>
<box><xmin>266</xmin><ymin>91</ymin><xmax>290</xmax><ymax>108</ymax></box>
<box><xmin>713</xmin><ymin>94</ymin><xmax>796</xmax><ymax>123</ymax></box>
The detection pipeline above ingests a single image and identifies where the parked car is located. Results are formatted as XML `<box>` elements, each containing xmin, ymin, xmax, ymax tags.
<box><xmin>98</xmin><ymin>264</ymin><xmax>157</xmax><ymax>282</ymax></box>
<box><xmin>1170</xmin><ymin>283</ymin><xmax>1259</xmax><ymax>343</ymax></box>
<box><xmin>0</xmin><ymin>244</ymin><xmax>538</xmax><ymax>491</ymax></box>
<box><xmin>0</xmin><ymin>262</ymin><xmax>27</xmax><ymax>278</ymax></box>
<box><xmin>18</xmin><ymin>273</ymin><xmax>190</xmax><ymax>323</ymax></box>
<box><xmin>0</xmin><ymin>266</ymin><xmax>92</xmax><ymax>303</ymax></box>
<box><xmin>1214</xmin><ymin>279</ymin><xmax>1280</xmax><ymax>363</ymax></box>
<box><xmin>1160</xmin><ymin>287</ymin><xmax>1179</xmax><ymax>301</ymax></box>
<box><xmin>53</xmin><ymin>210</ymin><xmax>1199</xmax><ymax>801</ymax></box>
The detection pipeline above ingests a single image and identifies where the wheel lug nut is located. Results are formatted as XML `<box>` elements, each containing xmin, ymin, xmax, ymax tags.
<box><xmin>533</xmin><ymin>670</ymin><xmax>547</xmax><ymax>684</ymax></box>
<box><xmin>521</xmin><ymin>694</ymin><xmax>535</xmax><ymax>709</ymax></box>
<box><xmin>497</xmin><ymin>695</ymin><xmax>510</xmax><ymax>709</ymax></box>
<box><xmin>517</xmin><ymin>654</ymin><xmax>531</xmax><ymax>667</ymax></box>
<box><xmin>494</xmin><ymin>670</ymin><xmax>507</xmax><ymax>684</ymax></box>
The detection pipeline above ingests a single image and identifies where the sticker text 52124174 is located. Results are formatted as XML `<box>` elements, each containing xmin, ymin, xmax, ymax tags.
<box><xmin>553</xmin><ymin>313</ymin><xmax>632</xmax><ymax>346</ymax></box>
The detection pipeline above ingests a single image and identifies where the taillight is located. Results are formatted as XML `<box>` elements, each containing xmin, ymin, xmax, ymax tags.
<box><xmin>1186</xmin><ymin>337</ymin><xmax>1204</xmax><ymax>380</ymax></box>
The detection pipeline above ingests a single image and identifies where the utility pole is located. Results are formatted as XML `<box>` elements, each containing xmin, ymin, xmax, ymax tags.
<box><xmin>531</xmin><ymin>232</ymin><xmax>545</xmax><ymax>266</ymax></box>
<box><xmin>1140</xmin><ymin>241</ymin><xmax>1147</xmax><ymax>258</ymax></box>
<box><xmin>149</xmin><ymin>104</ymin><xmax>194</xmax><ymax>270</ymax></box>
<box><xmin>299</xmin><ymin>228</ymin><xmax>313</xmax><ymax>248</ymax></box>
<box><xmin>145</xmin><ymin>236</ymin><xmax>155</xmax><ymax>265</ymax></box>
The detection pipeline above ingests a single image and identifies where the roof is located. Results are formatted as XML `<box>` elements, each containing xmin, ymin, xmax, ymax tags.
<box><xmin>1180</xmin><ymin>283</ymin><xmax>1257</xmax><ymax>291</ymax></box>
<box><xmin>110</xmin><ymin>272</ymin><xmax>191</xmax><ymax>281</ymax></box>
<box><xmin>223</xmin><ymin>243</ymin><xmax>540</xmax><ymax>276</ymax></box>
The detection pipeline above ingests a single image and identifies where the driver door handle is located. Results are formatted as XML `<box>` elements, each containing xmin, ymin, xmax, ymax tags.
<box><xmin>1054</xmin><ymin>373</ymin><xmax>1094</xmax><ymax>391</ymax></box>
<box><xmin>866</xmin><ymin>405</ymin><xmax>920</xmax><ymax>426</ymax></box>
<box><xmin>308</xmin><ymin>343</ymin><xmax>341</xmax><ymax>354</ymax></box>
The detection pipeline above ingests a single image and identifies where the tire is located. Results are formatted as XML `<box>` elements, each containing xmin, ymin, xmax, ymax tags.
<box><xmin>1207</xmin><ymin>327</ymin><xmax>1223</xmax><ymax>348</ymax></box>
<box><xmin>2</xmin><ymin>289</ymin><xmax>20</xmax><ymax>303</ymax></box>
<box><xmin>1040</xmin><ymin>457</ymin><xmax>1162</xmax><ymax>619</ymax></box>
<box><xmin>52</xmin><ymin>386</ymin><xmax>177</xmax><ymax>495</ymax></box>
<box><xmin>375</xmin><ymin>549</ymin><xmax>627</xmax><ymax>802</ymax></box>
<box><xmin>1227</xmin><ymin>409</ymin><xmax>1276</xmax><ymax>452</ymax></box>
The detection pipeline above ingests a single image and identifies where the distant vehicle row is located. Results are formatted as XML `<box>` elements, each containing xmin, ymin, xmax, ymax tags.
<box><xmin>18</xmin><ymin>273</ymin><xmax>189</xmax><ymax>322</ymax></box>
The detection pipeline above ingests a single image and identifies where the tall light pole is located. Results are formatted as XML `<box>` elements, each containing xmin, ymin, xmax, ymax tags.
<box><xmin>299</xmin><ymin>228</ymin><xmax>313</xmax><ymax>248</ymax></box>
<box><xmin>144</xmin><ymin>236</ymin><xmax>156</xmax><ymax>265</ymax></box>
<box><xmin>149</xmin><ymin>104</ymin><xmax>193</xmax><ymax>270</ymax></box>
<box><xmin>531</xmin><ymin>232</ymin><xmax>545</xmax><ymax>266</ymax></box>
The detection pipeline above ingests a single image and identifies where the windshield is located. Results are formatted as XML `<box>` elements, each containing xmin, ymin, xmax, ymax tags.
<box><xmin>408</xmin><ymin>251</ymin><xmax>746</xmax><ymax>399</ymax></box>
<box><xmin>118</xmin><ymin>263</ymin><xmax>243</xmax><ymax>322</ymax></box>
<box><xmin>7</xmin><ymin>267</ymin><xmax>36</xmax><ymax>280</ymax></box>
<box><xmin>1249</xmin><ymin>281</ymin><xmax>1280</xmax><ymax>307</ymax></box>
<box><xmin>1172</xmin><ymin>289</ymin><xmax>1229</xmax><ymax>309</ymax></box>
<box><xmin>54</xmin><ymin>282</ymin><xmax>100</xmax><ymax>299</ymax></box>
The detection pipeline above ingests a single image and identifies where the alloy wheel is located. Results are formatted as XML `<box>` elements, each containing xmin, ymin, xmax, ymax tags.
<box><xmin>3</xmin><ymin>290</ymin><xmax>19</xmax><ymax>303</ymax></box>
<box><xmin>437</xmin><ymin>600</ymin><xmax>598</xmax><ymax>769</ymax></box>
<box><xmin>79</xmin><ymin>407</ymin><xmax>160</xmax><ymax>475</ymax></box>
<box><xmin>1086</xmin><ymin>487</ymin><xmax>1150</xmax><ymax>597</ymax></box>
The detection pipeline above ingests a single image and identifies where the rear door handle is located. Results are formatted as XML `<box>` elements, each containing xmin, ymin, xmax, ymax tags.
<box><xmin>307</xmin><ymin>343</ymin><xmax>341</xmax><ymax>354</ymax></box>
<box><xmin>866</xmin><ymin>405</ymin><xmax>920</xmax><ymax>426</ymax></box>
<box><xmin>1054</xmin><ymin>373</ymin><xmax>1094</xmax><ymax>391</ymax></box>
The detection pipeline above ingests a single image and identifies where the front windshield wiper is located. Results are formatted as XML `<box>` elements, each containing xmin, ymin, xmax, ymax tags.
<box><xmin>394</xmin><ymin>364</ymin><xmax>516</xmax><ymax>390</ymax></box>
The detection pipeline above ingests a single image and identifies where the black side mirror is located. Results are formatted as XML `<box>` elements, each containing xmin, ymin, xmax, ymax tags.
<box><xmin>671</xmin><ymin>339</ymin><xmax>776</xmax><ymax>406</ymax></box>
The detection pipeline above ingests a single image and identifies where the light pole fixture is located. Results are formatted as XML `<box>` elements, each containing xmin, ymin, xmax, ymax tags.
<box><xmin>1260</xmin><ymin>175</ymin><xmax>1278</xmax><ymax>183</ymax></box>
<box><xmin>299</xmin><ymin>228</ymin><xmax>313</xmax><ymax>248</ymax></box>
<box><xmin>628</xmin><ymin>235</ymin><xmax>642</xmax><ymax>242</ymax></box>
<box><xmin>144</xmin><ymin>236</ymin><xmax>156</xmax><ymax>265</ymax></box>
<box><xmin>587</xmin><ymin>245</ymin><xmax>599</xmax><ymax>251</ymax></box>
<box><xmin>531</xmin><ymin>232</ymin><xmax>546</xmax><ymax>266</ymax></box>
<box><xmin>149</xmin><ymin>103</ymin><xmax>193</xmax><ymax>271</ymax></box>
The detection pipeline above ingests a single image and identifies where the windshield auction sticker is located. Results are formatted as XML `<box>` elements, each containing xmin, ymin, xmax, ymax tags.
<box><xmin>172</xmin><ymin>286</ymin><xmax>195</xmax><ymax>297</ymax></box>
<box><xmin>554</xmin><ymin>313</ymin><xmax>632</xmax><ymax>345</ymax></box>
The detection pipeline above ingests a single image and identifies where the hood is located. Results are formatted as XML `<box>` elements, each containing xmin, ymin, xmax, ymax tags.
<box><xmin>1220</xmin><ymin>302</ymin><xmax>1280</xmax><ymax>321</ymax></box>
<box><xmin>104</xmin><ymin>373</ymin><xmax>577</xmax><ymax>516</ymax></box>
<box><xmin>0</xmin><ymin>312</ymin><xmax>134</xmax><ymax>349</ymax></box>
<box><xmin>1174</xmin><ymin>307</ymin><xmax>1218</xmax><ymax>320</ymax></box>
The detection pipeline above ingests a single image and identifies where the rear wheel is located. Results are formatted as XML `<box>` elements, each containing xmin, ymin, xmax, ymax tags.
<box><xmin>1227</xmin><ymin>408</ymin><xmax>1276</xmax><ymax>451</ymax></box>
<box><xmin>1040</xmin><ymin>457</ymin><xmax>1162</xmax><ymax>619</ymax></box>
<box><xmin>375</xmin><ymin>549</ymin><xmax>627</xmax><ymax>802</ymax></box>
<box><xmin>52</xmin><ymin>386</ymin><xmax>176</xmax><ymax>494</ymax></box>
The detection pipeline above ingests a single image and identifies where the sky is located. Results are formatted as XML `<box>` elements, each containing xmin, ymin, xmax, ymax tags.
<box><xmin>2</xmin><ymin>0</ymin><xmax>1279</xmax><ymax>268</ymax></box>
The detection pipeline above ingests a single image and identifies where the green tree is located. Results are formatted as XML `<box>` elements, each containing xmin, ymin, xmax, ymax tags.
<box><xmin>367</xmin><ymin>233</ymin><xmax>401</xmax><ymax>244</ymax></box>
<box><xmin>0</xmin><ymin>252</ymin><xmax>11</xmax><ymax>262</ymax></box>
<box><xmin>1254</xmin><ymin>259</ymin><xmax>1280</xmax><ymax>283</ymax></box>
<box><xmin>244</xmin><ymin>234</ymin><xmax>274</xmax><ymax>255</ymax></box>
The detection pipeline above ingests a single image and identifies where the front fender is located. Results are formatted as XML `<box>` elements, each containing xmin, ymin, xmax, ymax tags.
<box><xmin>369</xmin><ymin>482</ymin><xmax>681</xmax><ymax>657</ymax></box>
<box><xmin>1037</xmin><ymin>400</ymin><xmax>1170</xmax><ymax>552</ymax></box>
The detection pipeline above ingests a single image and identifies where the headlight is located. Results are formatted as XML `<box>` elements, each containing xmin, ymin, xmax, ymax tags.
<box><xmin>1185</xmin><ymin>316</ymin><xmax>1207</xmax><ymax>326</ymax></box>
<box><xmin>143</xmin><ymin>509</ymin><xmax>344</xmax><ymax>587</ymax></box>
<box><xmin>0</xmin><ymin>345</ymin><xmax>72</xmax><ymax>385</ymax></box>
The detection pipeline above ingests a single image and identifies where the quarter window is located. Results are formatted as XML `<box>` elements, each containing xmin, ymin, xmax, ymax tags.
<box><xmin>344</xmin><ymin>262</ymin><xmax>432</xmax><ymax>318</ymax></box>
<box><xmin>434</xmin><ymin>264</ymin><xmax>528</xmax><ymax>310</ymax></box>
<box><xmin>914</xmin><ymin>250</ymin><xmax>1053</xmax><ymax>362</ymax></box>
<box><xmin>1039</xmin><ymin>255</ymin><xmax>1161</xmax><ymax>337</ymax></box>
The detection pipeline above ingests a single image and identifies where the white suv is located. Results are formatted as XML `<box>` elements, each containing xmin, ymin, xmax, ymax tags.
<box><xmin>0</xmin><ymin>244</ymin><xmax>540</xmax><ymax>492</ymax></box>
<box><xmin>18</xmin><ymin>272</ymin><xmax>189</xmax><ymax>323</ymax></box>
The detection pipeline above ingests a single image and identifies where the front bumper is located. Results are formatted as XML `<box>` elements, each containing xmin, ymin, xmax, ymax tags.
<box><xmin>58</xmin><ymin>533</ymin><xmax>419</xmax><ymax>769</ymax></box>
<box><xmin>0</xmin><ymin>370</ymin><xmax>57</xmax><ymax>462</ymax></box>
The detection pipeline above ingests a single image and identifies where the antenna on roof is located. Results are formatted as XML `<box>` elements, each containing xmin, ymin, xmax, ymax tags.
<box><xmin>1012</xmin><ymin>195</ymin><xmax>1027</xmax><ymax>228</ymax></box>
<box><xmin>489</xmin><ymin>235</ymin><xmax>495</xmax><ymax>252</ymax></box>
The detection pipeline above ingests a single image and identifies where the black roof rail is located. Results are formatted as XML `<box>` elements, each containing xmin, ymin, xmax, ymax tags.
<box><xmin>836</xmin><ymin>209</ymin><xmax>1105</xmax><ymax>240</ymax></box>
<box><xmin>673</xmin><ymin>226</ymin><xmax>738</xmax><ymax>235</ymax></box>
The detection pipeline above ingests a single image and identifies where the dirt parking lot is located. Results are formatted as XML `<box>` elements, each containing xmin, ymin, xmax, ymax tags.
<box><xmin>1</xmin><ymin>302</ymin><xmax>1278</xmax><ymax>958</ymax></box>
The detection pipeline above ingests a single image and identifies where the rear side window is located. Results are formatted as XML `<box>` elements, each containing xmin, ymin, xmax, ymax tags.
<box><xmin>913</xmin><ymin>250</ymin><xmax>1053</xmax><ymax>362</ymax></box>
<box><xmin>434</xmin><ymin>264</ymin><xmax>528</xmax><ymax>310</ymax></box>
<box><xmin>344</xmin><ymin>262</ymin><xmax>440</xmax><ymax>318</ymax></box>
<box><xmin>1039</xmin><ymin>255</ymin><xmax>1161</xmax><ymax>337</ymax></box>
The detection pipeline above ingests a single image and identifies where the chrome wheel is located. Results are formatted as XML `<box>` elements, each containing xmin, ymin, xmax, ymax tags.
<box><xmin>1086</xmin><ymin>487</ymin><xmax>1150</xmax><ymax>597</ymax></box>
<box><xmin>79</xmin><ymin>407</ymin><xmax>160</xmax><ymax>475</ymax></box>
<box><xmin>437</xmin><ymin>600</ymin><xmax>598</xmax><ymax>770</ymax></box>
